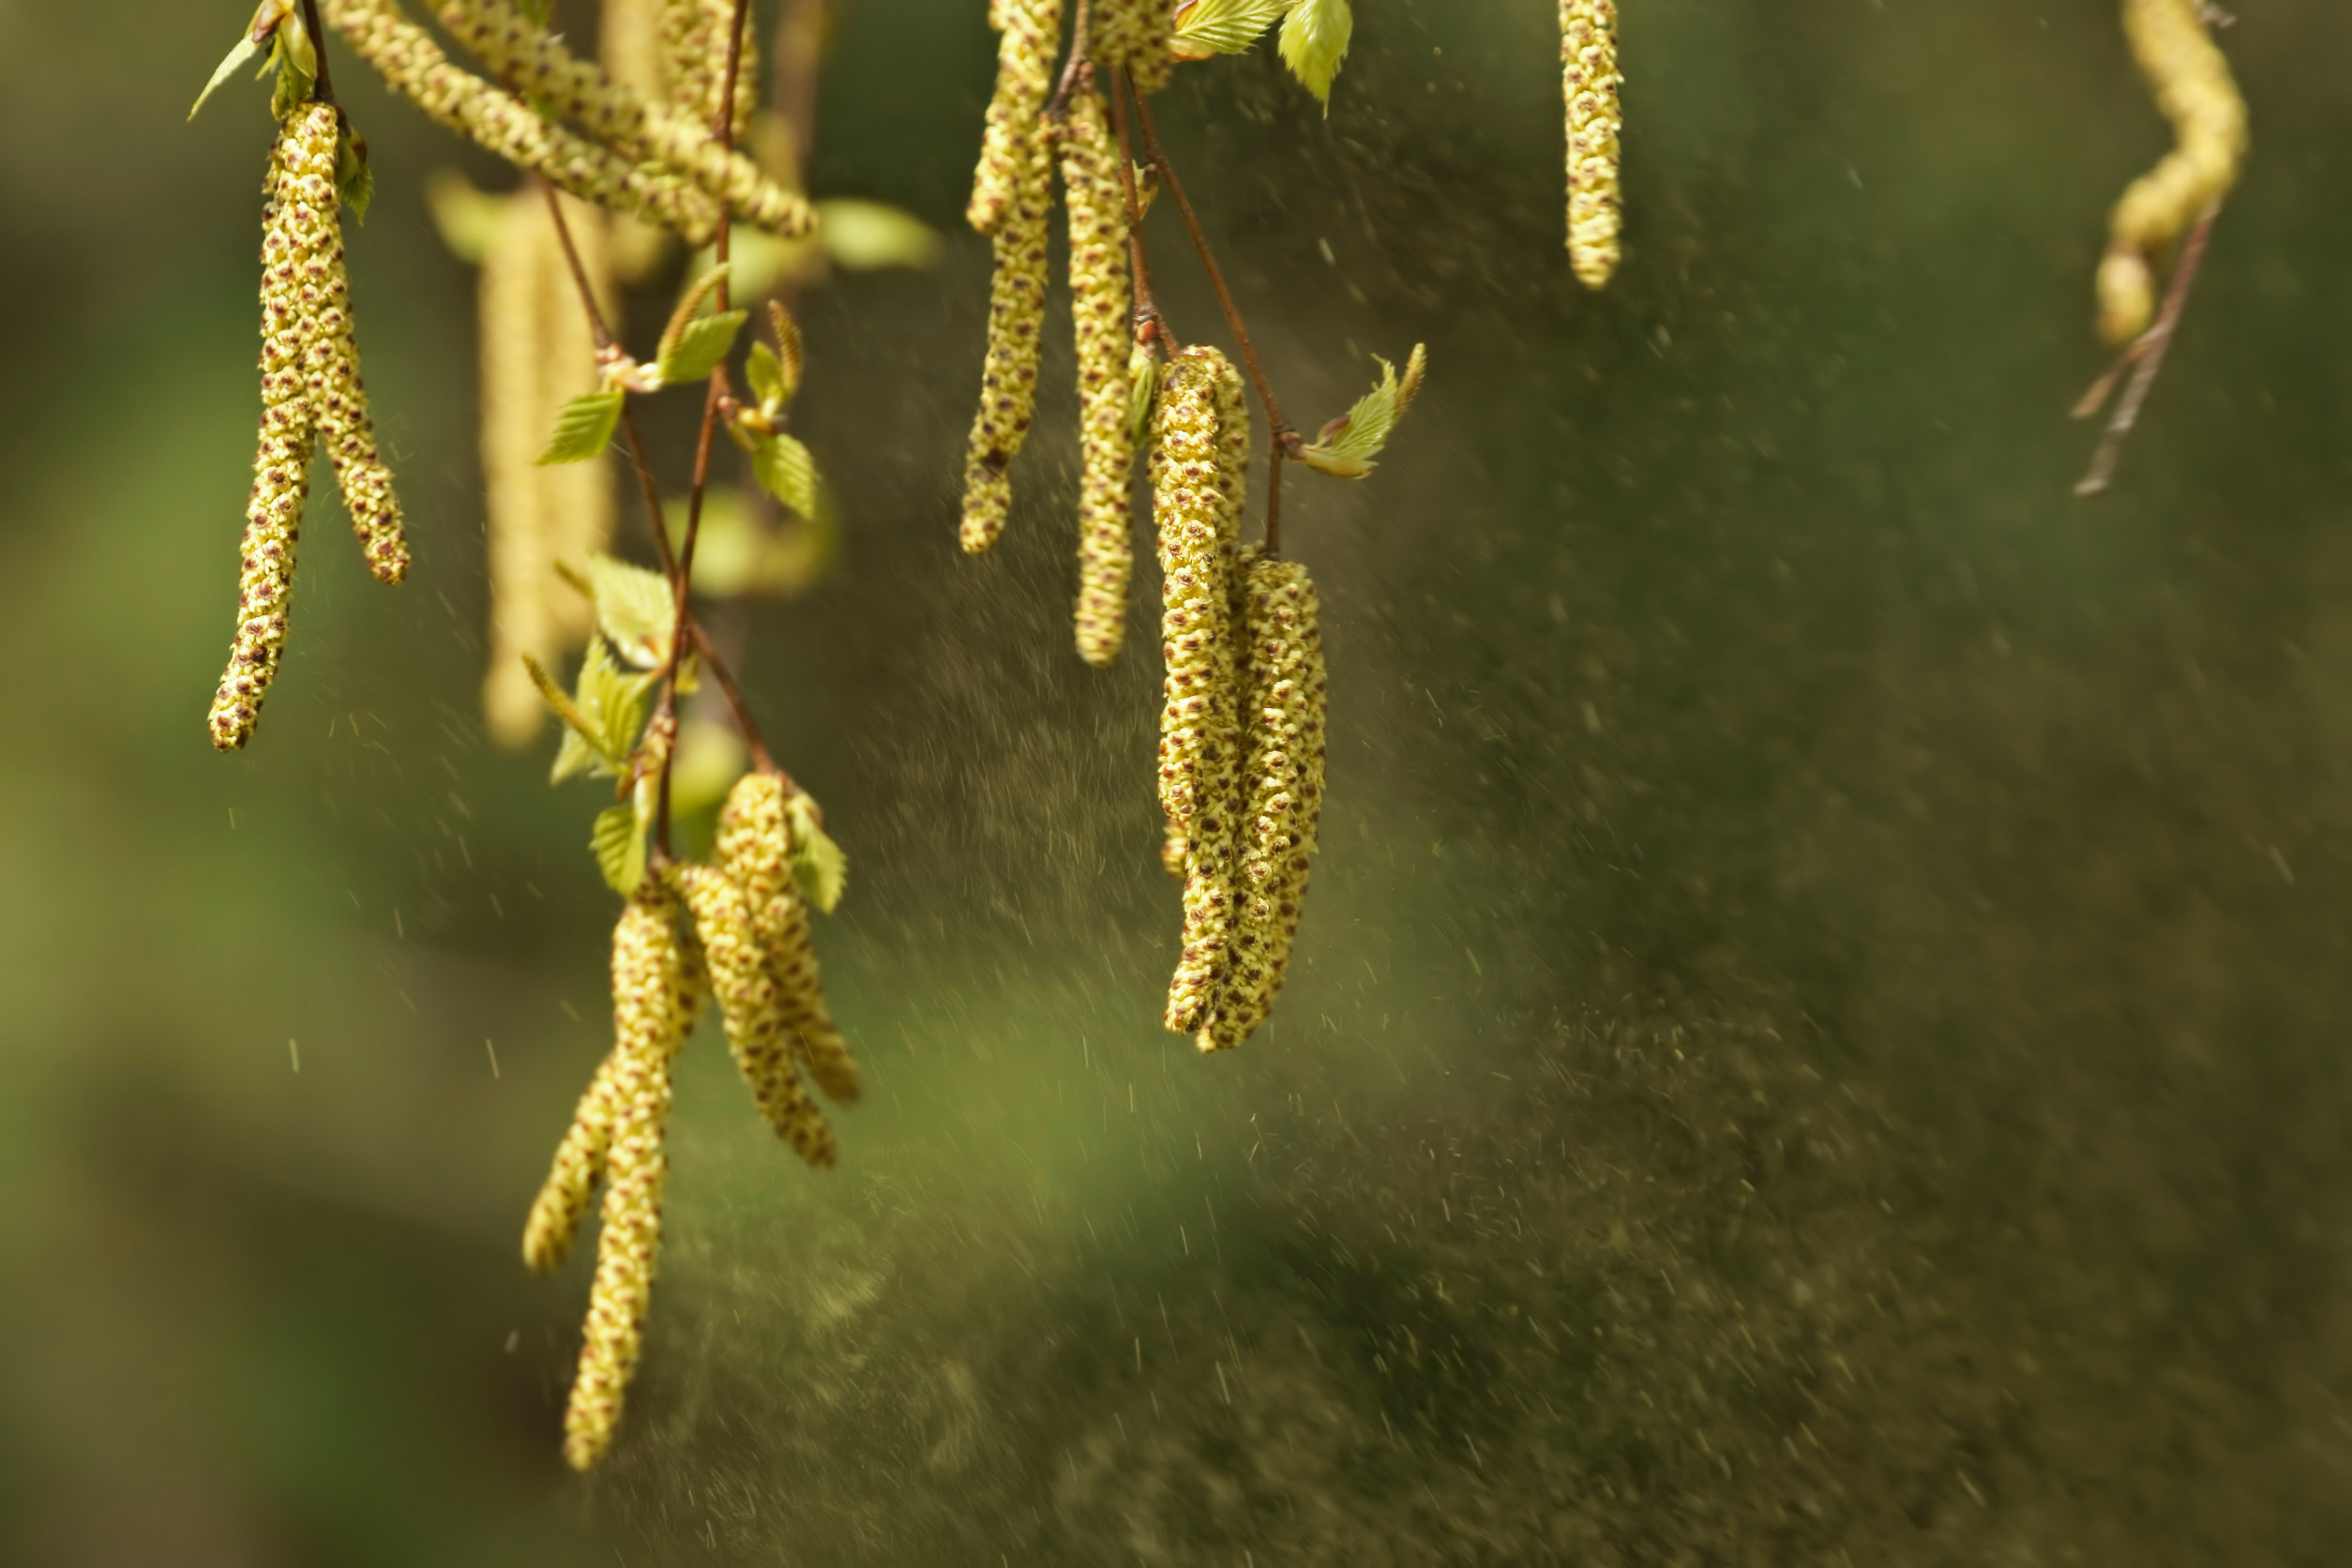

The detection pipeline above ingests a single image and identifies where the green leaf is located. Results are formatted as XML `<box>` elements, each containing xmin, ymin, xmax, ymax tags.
<box><xmin>267</xmin><ymin>19</ymin><xmax>317</xmax><ymax>124</ymax></box>
<box><xmin>188</xmin><ymin>34</ymin><xmax>261</xmax><ymax>120</ymax></box>
<box><xmin>590</xmin><ymin>802</ymin><xmax>648</xmax><ymax>896</ymax></box>
<box><xmin>422</xmin><ymin>168</ymin><xmax>505</xmax><ymax>264</ymax></box>
<box><xmin>655</xmin><ymin>264</ymin><xmax>732</xmax><ymax>374</ymax></box>
<box><xmin>335</xmin><ymin>128</ymin><xmax>373</xmax><ymax>224</ymax></box>
<box><xmin>813</xmin><ymin>199</ymin><xmax>943</xmax><ymax>271</ymax></box>
<box><xmin>1170</xmin><ymin>0</ymin><xmax>1289</xmax><ymax>58</ymax></box>
<box><xmin>1300</xmin><ymin>342</ymin><xmax>1426</xmax><ymax>479</ymax></box>
<box><xmin>537</xmin><ymin>389</ymin><xmax>624</xmax><ymax>464</ymax></box>
<box><xmin>549</xmin><ymin>638</ymin><xmax>655</xmax><ymax>783</ymax></box>
<box><xmin>751</xmin><ymin>432</ymin><xmax>820</xmax><ymax>520</ymax></box>
<box><xmin>1277</xmin><ymin>0</ymin><xmax>1352</xmax><ymax>113</ymax></box>
<box><xmin>1125</xmin><ymin>342</ymin><xmax>1158</xmax><ymax>450</ymax></box>
<box><xmin>785</xmin><ymin>794</ymin><xmax>848</xmax><ymax>914</ymax></box>
<box><xmin>584</xmin><ymin>553</ymin><xmax>677</xmax><ymax>670</ymax></box>
<box><xmin>656</xmin><ymin>309</ymin><xmax>747</xmax><ymax>387</ymax></box>
<box><xmin>744</xmin><ymin>340</ymin><xmax>785</xmax><ymax>412</ymax></box>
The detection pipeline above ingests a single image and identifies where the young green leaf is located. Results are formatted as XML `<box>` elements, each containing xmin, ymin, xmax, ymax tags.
<box><xmin>266</xmin><ymin>17</ymin><xmax>317</xmax><ymax>124</ymax></box>
<box><xmin>531</xmin><ymin>640</ymin><xmax>651</xmax><ymax>782</ymax></box>
<box><xmin>1170</xmin><ymin>0</ymin><xmax>1289</xmax><ymax>59</ymax></box>
<box><xmin>656</xmin><ymin>265</ymin><xmax>732</xmax><ymax>370</ymax></box>
<box><xmin>335</xmin><ymin>128</ymin><xmax>373</xmax><ymax>224</ymax></box>
<box><xmin>537</xmin><ymin>389</ymin><xmax>625</xmax><ymax>464</ymax></box>
<box><xmin>188</xmin><ymin>33</ymin><xmax>262</xmax><ymax>120</ymax></box>
<box><xmin>812</xmin><ymin>199</ymin><xmax>943</xmax><ymax>271</ymax></box>
<box><xmin>422</xmin><ymin>169</ymin><xmax>505</xmax><ymax>264</ymax></box>
<box><xmin>590</xmin><ymin>802</ymin><xmax>648</xmax><ymax>896</ymax></box>
<box><xmin>751</xmin><ymin>432</ymin><xmax>821</xmax><ymax>520</ymax></box>
<box><xmin>1278</xmin><ymin>0</ymin><xmax>1352</xmax><ymax>112</ymax></box>
<box><xmin>584</xmin><ymin>553</ymin><xmax>677</xmax><ymax>670</ymax></box>
<box><xmin>1300</xmin><ymin>342</ymin><xmax>1427</xmax><ymax>479</ymax></box>
<box><xmin>655</xmin><ymin>309</ymin><xmax>748</xmax><ymax>388</ymax></box>
<box><xmin>744</xmin><ymin>340</ymin><xmax>785</xmax><ymax>412</ymax></box>
<box><xmin>785</xmin><ymin>794</ymin><xmax>849</xmax><ymax>914</ymax></box>
<box><xmin>1125</xmin><ymin>342</ymin><xmax>1158</xmax><ymax>449</ymax></box>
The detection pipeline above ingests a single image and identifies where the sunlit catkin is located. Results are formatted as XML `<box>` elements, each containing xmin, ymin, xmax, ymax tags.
<box><xmin>671</xmin><ymin>861</ymin><xmax>837</xmax><ymax>1167</ymax></box>
<box><xmin>482</xmin><ymin>188</ymin><xmax>612</xmax><ymax>747</ymax></box>
<box><xmin>1198</xmin><ymin>554</ymin><xmax>1324</xmax><ymax>1052</ymax></box>
<box><xmin>716</xmin><ymin>773</ymin><xmax>862</xmax><ymax>1105</ymax></box>
<box><xmin>959</xmin><ymin>131</ymin><xmax>1053</xmax><ymax>553</ymax></box>
<box><xmin>324</xmin><ymin>0</ymin><xmax>726</xmax><ymax>241</ymax></box>
<box><xmin>659</xmin><ymin>0</ymin><xmax>758</xmax><ymax>141</ymax></box>
<box><xmin>2097</xmin><ymin>0</ymin><xmax>2246</xmax><ymax>343</ymax></box>
<box><xmin>1061</xmin><ymin>87</ymin><xmax>1136</xmax><ymax>667</ymax></box>
<box><xmin>1154</xmin><ymin>349</ymin><xmax>1245</xmax><ymax>1033</ymax></box>
<box><xmin>522</xmin><ymin>1051</ymin><xmax>621</xmax><ymax>1273</ymax></box>
<box><xmin>1092</xmin><ymin>0</ymin><xmax>1174</xmax><ymax>98</ymax></box>
<box><xmin>209</xmin><ymin>123</ymin><xmax>324</xmax><ymax>751</ymax></box>
<box><xmin>561</xmin><ymin>887</ymin><xmax>698</xmax><ymax>1471</ymax></box>
<box><xmin>1560</xmin><ymin>0</ymin><xmax>1622</xmax><ymax>291</ymax></box>
<box><xmin>968</xmin><ymin>0</ymin><xmax>1062</xmax><ymax>235</ymax></box>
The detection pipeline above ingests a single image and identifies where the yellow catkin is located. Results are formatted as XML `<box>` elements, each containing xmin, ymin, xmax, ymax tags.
<box><xmin>716</xmin><ymin>773</ymin><xmax>863</xmax><ymax>1105</ymax></box>
<box><xmin>1060</xmin><ymin>86</ymin><xmax>1137</xmax><ymax>667</ymax></box>
<box><xmin>482</xmin><ymin>188</ymin><xmax>612</xmax><ymax>747</ymax></box>
<box><xmin>1560</xmin><ymin>0</ymin><xmax>1622</xmax><ymax>291</ymax></box>
<box><xmin>561</xmin><ymin>887</ymin><xmax>701</xmax><ymax>1471</ymax></box>
<box><xmin>522</xmin><ymin>1050</ymin><xmax>622</xmax><ymax>1273</ymax></box>
<box><xmin>959</xmin><ymin>130</ymin><xmax>1053</xmax><ymax>553</ymax></box>
<box><xmin>671</xmin><ymin>861</ymin><xmax>838</xmax><ymax>1166</ymax></box>
<box><xmin>273</xmin><ymin>105</ymin><xmax>408</xmax><ymax>587</ymax></box>
<box><xmin>2097</xmin><ymin>0</ymin><xmax>2247</xmax><ymax>344</ymax></box>
<box><xmin>324</xmin><ymin>0</ymin><xmax>726</xmax><ymax>241</ymax></box>
<box><xmin>1091</xmin><ymin>0</ymin><xmax>1174</xmax><ymax>98</ymax></box>
<box><xmin>659</xmin><ymin>0</ymin><xmax>759</xmax><ymax>141</ymax></box>
<box><xmin>430</xmin><ymin>0</ymin><xmax>810</xmax><ymax>236</ymax></box>
<box><xmin>1198</xmin><ymin>553</ymin><xmax>1324</xmax><ymax>1052</ymax></box>
<box><xmin>601</xmin><ymin>0</ymin><xmax>675</xmax><ymax>281</ymax></box>
<box><xmin>1154</xmin><ymin>348</ymin><xmax>1246</xmax><ymax>1033</ymax></box>
<box><xmin>209</xmin><ymin>123</ymin><xmax>324</xmax><ymax>751</ymax></box>
<box><xmin>968</xmin><ymin>0</ymin><xmax>1063</xmax><ymax>235</ymax></box>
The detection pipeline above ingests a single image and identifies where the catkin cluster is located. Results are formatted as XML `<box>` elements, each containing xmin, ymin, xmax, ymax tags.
<box><xmin>1146</xmin><ymin>349</ymin><xmax>1326</xmax><ymax>1051</ymax></box>
<box><xmin>323</xmin><ymin>0</ymin><xmax>724</xmax><ymax>242</ymax></box>
<box><xmin>1091</xmin><ymin>0</ymin><xmax>1175</xmax><ymax>98</ymax></box>
<box><xmin>968</xmin><ymin>0</ymin><xmax>1063</xmax><ymax>236</ymax></box>
<box><xmin>481</xmin><ymin>189</ymin><xmax>614</xmax><ymax>747</ymax></box>
<box><xmin>210</xmin><ymin>104</ymin><xmax>407</xmax><ymax>752</ymax></box>
<box><xmin>2097</xmin><ymin>0</ymin><xmax>2246</xmax><ymax>344</ymax></box>
<box><xmin>1061</xmin><ymin>86</ymin><xmax>1137</xmax><ymax>665</ymax></box>
<box><xmin>1560</xmin><ymin>0</ymin><xmax>1622</xmax><ymax>291</ymax></box>
<box><xmin>524</xmin><ymin>772</ymin><xmax>859</xmax><ymax>1469</ymax></box>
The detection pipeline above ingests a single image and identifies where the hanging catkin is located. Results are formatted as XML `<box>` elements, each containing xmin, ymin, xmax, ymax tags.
<box><xmin>2097</xmin><ymin>0</ymin><xmax>2246</xmax><ymax>343</ymax></box>
<box><xmin>1197</xmin><ymin>552</ymin><xmax>1325</xmax><ymax>1051</ymax></box>
<box><xmin>601</xmin><ymin>0</ymin><xmax>675</xmax><ymax>283</ymax></box>
<box><xmin>959</xmin><ymin>130</ymin><xmax>1053</xmax><ymax>553</ymax></box>
<box><xmin>968</xmin><ymin>0</ymin><xmax>1063</xmax><ymax>235</ymax></box>
<box><xmin>522</xmin><ymin>1050</ymin><xmax>622</xmax><ymax>1273</ymax></box>
<box><xmin>1092</xmin><ymin>0</ymin><xmax>1174</xmax><ymax>98</ymax></box>
<box><xmin>659</xmin><ymin>0</ymin><xmax>758</xmax><ymax>141</ymax></box>
<box><xmin>1060</xmin><ymin>85</ymin><xmax>1137</xmax><ymax>667</ymax></box>
<box><xmin>560</xmin><ymin>886</ymin><xmax>703</xmax><ymax>1471</ymax></box>
<box><xmin>1560</xmin><ymin>0</ymin><xmax>1621</xmax><ymax>291</ymax></box>
<box><xmin>482</xmin><ymin>188</ymin><xmax>612</xmax><ymax>748</ymax></box>
<box><xmin>716</xmin><ymin>773</ymin><xmax>862</xmax><ymax>1105</ymax></box>
<box><xmin>210</xmin><ymin>122</ymin><xmax>324</xmax><ymax>752</ymax></box>
<box><xmin>323</xmin><ymin>0</ymin><xmax>727</xmax><ymax>241</ymax></box>
<box><xmin>671</xmin><ymin>861</ymin><xmax>837</xmax><ymax>1167</ymax></box>
<box><xmin>1153</xmin><ymin>348</ymin><xmax>1246</xmax><ymax>1033</ymax></box>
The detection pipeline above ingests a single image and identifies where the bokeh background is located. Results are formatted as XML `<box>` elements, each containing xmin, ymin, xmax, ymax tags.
<box><xmin>5</xmin><ymin>0</ymin><xmax>2351</xmax><ymax>1561</ymax></box>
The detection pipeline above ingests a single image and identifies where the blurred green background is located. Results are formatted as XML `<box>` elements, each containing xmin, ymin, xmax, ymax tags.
<box><xmin>4</xmin><ymin>0</ymin><xmax>2351</xmax><ymax>1561</ymax></box>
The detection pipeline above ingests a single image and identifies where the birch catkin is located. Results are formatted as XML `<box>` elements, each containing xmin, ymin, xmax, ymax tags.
<box><xmin>659</xmin><ymin>0</ymin><xmax>758</xmax><ymax>142</ymax></box>
<box><xmin>968</xmin><ymin>0</ymin><xmax>1062</xmax><ymax>235</ymax></box>
<box><xmin>209</xmin><ymin>123</ymin><xmax>324</xmax><ymax>751</ymax></box>
<box><xmin>2098</xmin><ymin>0</ymin><xmax>2246</xmax><ymax>343</ymax></box>
<box><xmin>1092</xmin><ymin>0</ymin><xmax>1174</xmax><ymax>98</ymax></box>
<box><xmin>1560</xmin><ymin>0</ymin><xmax>1622</xmax><ymax>291</ymax></box>
<box><xmin>716</xmin><ymin>773</ymin><xmax>862</xmax><ymax>1105</ymax></box>
<box><xmin>1153</xmin><ymin>349</ymin><xmax>1245</xmax><ymax>1033</ymax></box>
<box><xmin>324</xmin><ymin>0</ymin><xmax>726</xmax><ymax>241</ymax></box>
<box><xmin>562</xmin><ymin>887</ymin><xmax>698</xmax><ymax>1471</ymax></box>
<box><xmin>959</xmin><ymin>131</ymin><xmax>1053</xmax><ymax>553</ymax></box>
<box><xmin>522</xmin><ymin>1051</ymin><xmax>622</xmax><ymax>1273</ymax></box>
<box><xmin>1061</xmin><ymin>86</ymin><xmax>1137</xmax><ymax>667</ymax></box>
<box><xmin>671</xmin><ymin>862</ymin><xmax>837</xmax><ymax>1167</ymax></box>
<box><xmin>1198</xmin><ymin>553</ymin><xmax>1324</xmax><ymax>1052</ymax></box>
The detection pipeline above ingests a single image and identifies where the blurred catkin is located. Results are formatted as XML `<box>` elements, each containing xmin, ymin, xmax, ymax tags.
<box><xmin>562</xmin><ymin>888</ymin><xmax>701</xmax><ymax>1470</ymax></box>
<box><xmin>482</xmin><ymin>188</ymin><xmax>613</xmax><ymax>748</ymax></box>
<box><xmin>671</xmin><ymin>861</ymin><xmax>837</xmax><ymax>1167</ymax></box>
<box><xmin>1060</xmin><ymin>86</ymin><xmax>1137</xmax><ymax>667</ymax></box>
<box><xmin>959</xmin><ymin>131</ymin><xmax>1053</xmax><ymax>553</ymax></box>
<box><xmin>209</xmin><ymin>125</ymin><xmax>323</xmax><ymax>751</ymax></box>
<box><xmin>717</xmin><ymin>774</ymin><xmax>862</xmax><ymax>1105</ymax></box>
<box><xmin>1560</xmin><ymin>0</ymin><xmax>1622</xmax><ymax>290</ymax></box>
<box><xmin>600</xmin><ymin>0</ymin><xmax>676</xmax><ymax>282</ymax></box>
<box><xmin>1199</xmin><ymin>553</ymin><xmax>1324</xmax><ymax>1051</ymax></box>
<box><xmin>2097</xmin><ymin>0</ymin><xmax>2246</xmax><ymax>343</ymax></box>
<box><xmin>659</xmin><ymin>0</ymin><xmax>759</xmax><ymax>141</ymax></box>
<box><xmin>522</xmin><ymin>1051</ymin><xmax>622</xmax><ymax>1273</ymax></box>
<box><xmin>324</xmin><ymin>0</ymin><xmax>727</xmax><ymax>241</ymax></box>
<box><xmin>1092</xmin><ymin>0</ymin><xmax>1174</xmax><ymax>98</ymax></box>
<box><xmin>1153</xmin><ymin>349</ymin><xmax>1245</xmax><ymax>1033</ymax></box>
<box><xmin>968</xmin><ymin>0</ymin><xmax>1062</xmax><ymax>235</ymax></box>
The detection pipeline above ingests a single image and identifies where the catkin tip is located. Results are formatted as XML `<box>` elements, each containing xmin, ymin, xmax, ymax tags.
<box><xmin>1560</xmin><ymin>0</ymin><xmax>1623</xmax><ymax>291</ymax></box>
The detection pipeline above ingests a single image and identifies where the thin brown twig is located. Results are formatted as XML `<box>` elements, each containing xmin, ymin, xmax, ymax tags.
<box><xmin>297</xmin><ymin>0</ymin><xmax>338</xmax><ymax>104</ymax></box>
<box><xmin>688</xmin><ymin>621</ymin><xmax>783</xmax><ymax>779</ymax></box>
<box><xmin>1107</xmin><ymin>69</ymin><xmax>1172</xmax><ymax>353</ymax></box>
<box><xmin>1046</xmin><ymin>0</ymin><xmax>1094</xmax><ymax>118</ymax></box>
<box><xmin>1127</xmin><ymin>74</ymin><xmax>1299</xmax><ymax>458</ymax></box>
<box><xmin>2074</xmin><ymin>203</ymin><xmax>2222</xmax><ymax>499</ymax></box>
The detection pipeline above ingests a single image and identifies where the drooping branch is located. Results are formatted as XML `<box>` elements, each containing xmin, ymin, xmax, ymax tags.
<box><xmin>2073</xmin><ymin>202</ymin><xmax>2221</xmax><ymax>499</ymax></box>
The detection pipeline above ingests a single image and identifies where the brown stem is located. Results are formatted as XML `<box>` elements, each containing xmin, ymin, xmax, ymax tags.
<box><xmin>1127</xmin><ymin>75</ymin><xmax>1299</xmax><ymax>458</ymax></box>
<box><xmin>1047</xmin><ymin>0</ymin><xmax>1094</xmax><ymax>118</ymax></box>
<box><xmin>1108</xmin><ymin>68</ymin><xmax>1173</xmax><ymax>353</ymax></box>
<box><xmin>1264</xmin><ymin>443</ymin><xmax>1284</xmax><ymax>558</ymax></box>
<box><xmin>2073</xmin><ymin>203</ymin><xmax>2221</xmax><ymax>499</ymax></box>
<box><xmin>298</xmin><ymin>0</ymin><xmax>337</xmax><ymax>105</ymax></box>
